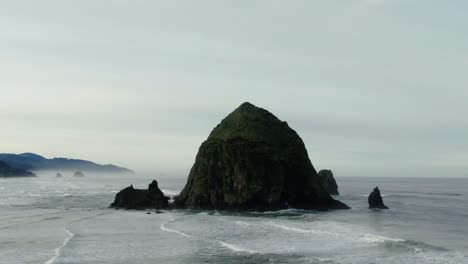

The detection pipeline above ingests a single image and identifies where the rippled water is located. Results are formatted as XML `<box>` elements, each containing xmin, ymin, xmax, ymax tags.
<box><xmin>1</xmin><ymin>172</ymin><xmax>467</xmax><ymax>264</ymax></box>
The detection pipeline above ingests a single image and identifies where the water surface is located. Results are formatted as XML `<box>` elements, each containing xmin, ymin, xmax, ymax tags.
<box><xmin>1</xmin><ymin>173</ymin><xmax>467</xmax><ymax>263</ymax></box>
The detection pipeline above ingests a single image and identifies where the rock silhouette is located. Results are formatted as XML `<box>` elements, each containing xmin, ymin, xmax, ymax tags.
<box><xmin>0</xmin><ymin>152</ymin><xmax>133</xmax><ymax>174</ymax></box>
<box><xmin>73</xmin><ymin>171</ymin><xmax>84</xmax><ymax>177</ymax></box>
<box><xmin>175</xmin><ymin>102</ymin><xmax>349</xmax><ymax>211</ymax></box>
<box><xmin>368</xmin><ymin>187</ymin><xmax>389</xmax><ymax>209</ymax></box>
<box><xmin>0</xmin><ymin>161</ymin><xmax>36</xmax><ymax>177</ymax></box>
<box><xmin>318</xmin><ymin>170</ymin><xmax>339</xmax><ymax>195</ymax></box>
<box><xmin>111</xmin><ymin>180</ymin><xmax>169</xmax><ymax>210</ymax></box>
<box><xmin>56</xmin><ymin>172</ymin><xmax>63</xmax><ymax>177</ymax></box>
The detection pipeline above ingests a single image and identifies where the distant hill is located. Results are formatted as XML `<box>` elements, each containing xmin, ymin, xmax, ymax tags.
<box><xmin>0</xmin><ymin>153</ymin><xmax>134</xmax><ymax>174</ymax></box>
<box><xmin>0</xmin><ymin>161</ymin><xmax>36</xmax><ymax>177</ymax></box>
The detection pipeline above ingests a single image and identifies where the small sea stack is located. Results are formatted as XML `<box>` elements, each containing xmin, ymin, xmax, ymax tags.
<box><xmin>73</xmin><ymin>171</ymin><xmax>84</xmax><ymax>177</ymax></box>
<box><xmin>174</xmin><ymin>102</ymin><xmax>349</xmax><ymax>211</ymax></box>
<box><xmin>56</xmin><ymin>172</ymin><xmax>63</xmax><ymax>177</ymax></box>
<box><xmin>318</xmin><ymin>169</ymin><xmax>339</xmax><ymax>195</ymax></box>
<box><xmin>368</xmin><ymin>187</ymin><xmax>389</xmax><ymax>209</ymax></box>
<box><xmin>111</xmin><ymin>180</ymin><xmax>169</xmax><ymax>210</ymax></box>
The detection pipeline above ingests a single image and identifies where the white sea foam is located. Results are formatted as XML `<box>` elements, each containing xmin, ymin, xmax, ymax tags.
<box><xmin>235</xmin><ymin>221</ymin><xmax>250</xmax><ymax>226</ymax></box>
<box><xmin>218</xmin><ymin>241</ymin><xmax>257</xmax><ymax>254</ymax></box>
<box><xmin>44</xmin><ymin>228</ymin><xmax>74</xmax><ymax>264</ymax></box>
<box><xmin>267</xmin><ymin>222</ymin><xmax>340</xmax><ymax>237</ymax></box>
<box><xmin>161</xmin><ymin>189</ymin><xmax>180</xmax><ymax>196</ymax></box>
<box><xmin>160</xmin><ymin>223</ymin><xmax>191</xmax><ymax>238</ymax></box>
<box><xmin>360</xmin><ymin>233</ymin><xmax>405</xmax><ymax>244</ymax></box>
<box><xmin>268</xmin><ymin>222</ymin><xmax>406</xmax><ymax>246</ymax></box>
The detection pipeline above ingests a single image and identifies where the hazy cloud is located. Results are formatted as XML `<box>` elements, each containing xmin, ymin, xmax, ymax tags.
<box><xmin>1</xmin><ymin>1</ymin><xmax>467</xmax><ymax>177</ymax></box>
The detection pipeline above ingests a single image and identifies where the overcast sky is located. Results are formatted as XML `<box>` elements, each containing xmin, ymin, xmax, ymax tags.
<box><xmin>1</xmin><ymin>0</ymin><xmax>467</xmax><ymax>177</ymax></box>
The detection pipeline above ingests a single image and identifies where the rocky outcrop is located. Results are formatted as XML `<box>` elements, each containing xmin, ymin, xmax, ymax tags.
<box><xmin>174</xmin><ymin>102</ymin><xmax>349</xmax><ymax>211</ymax></box>
<box><xmin>368</xmin><ymin>187</ymin><xmax>389</xmax><ymax>209</ymax></box>
<box><xmin>111</xmin><ymin>180</ymin><xmax>169</xmax><ymax>210</ymax></box>
<box><xmin>318</xmin><ymin>170</ymin><xmax>339</xmax><ymax>195</ymax></box>
<box><xmin>56</xmin><ymin>172</ymin><xmax>63</xmax><ymax>177</ymax></box>
<box><xmin>73</xmin><ymin>171</ymin><xmax>84</xmax><ymax>177</ymax></box>
<box><xmin>0</xmin><ymin>152</ymin><xmax>134</xmax><ymax>174</ymax></box>
<box><xmin>0</xmin><ymin>161</ymin><xmax>36</xmax><ymax>177</ymax></box>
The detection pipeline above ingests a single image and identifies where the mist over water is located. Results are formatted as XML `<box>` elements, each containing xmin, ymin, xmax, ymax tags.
<box><xmin>1</xmin><ymin>172</ymin><xmax>467</xmax><ymax>264</ymax></box>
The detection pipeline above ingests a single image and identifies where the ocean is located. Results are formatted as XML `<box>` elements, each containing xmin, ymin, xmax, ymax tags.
<box><xmin>1</xmin><ymin>172</ymin><xmax>467</xmax><ymax>264</ymax></box>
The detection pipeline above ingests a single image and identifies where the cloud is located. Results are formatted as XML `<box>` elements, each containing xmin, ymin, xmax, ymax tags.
<box><xmin>0</xmin><ymin>1</ymin><xmax>467</xmax><ymax>177</ymax></box>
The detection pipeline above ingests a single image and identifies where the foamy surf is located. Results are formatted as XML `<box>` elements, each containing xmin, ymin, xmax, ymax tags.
<box><xmin>235</xmin><ymin>221</ymin><xmax>251</xmax><ymax>226</ymax></box>
<box><xmin>218</xmin><ymin>241</ymin><xmax>257</xmax><ymax>254</ymax></box>
<box><xmin>160</xmin><ymin>222</ymin><xmax>191</xmax><ymax>238</ymax></box>
<box><xmin>44</xmin><ymin>228</ymin><xmax>74</xmax><ymax>264</ymax></box>
<box><xmin>267</xmin><ymin>221</ymin><xmax>418</xmax><ymax>249</ymax></box>
<box><xmin>161</xmin><ymin>189</ymin><xmax>180</xmax><ymax>197</ymax></box>
<box><xmin>360</xmin><ymin>233</ymin><xmax>405</xmax><ymax>244</ymax></box>
<box><xmin>267</xmin><ymin>222</ymin><xmax>340</xmax><ymax>237</ymax></box>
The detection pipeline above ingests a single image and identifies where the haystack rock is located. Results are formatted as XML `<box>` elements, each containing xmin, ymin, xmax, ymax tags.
<box><xmin>0</xmin><ymin>161</ymin><xmax>36</xmax><ymax>177</ymax></box>
<box><xmin>368</xmin><ymin>186</ymin><xmax>389</xmax><ymax>209</ymax></box>
<box><xmin>318</xmin><ymin>170</ymin><xmax>340</xmax><ymax>195</ymax></box>
<box><xmin>111</xmin><ymin>180</ymin><xmax>169</xmax><ymax>210</ymax></box>
<box><xmin>174</xmin><ymin>102</ymin><xmax>349</xmax><ymax>211</ymax></box>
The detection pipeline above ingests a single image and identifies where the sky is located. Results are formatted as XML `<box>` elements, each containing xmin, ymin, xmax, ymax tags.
<box><xmin>1</xmin><ymin>0</ymin><xmax>467</xmax><ymax>177</ymax></box>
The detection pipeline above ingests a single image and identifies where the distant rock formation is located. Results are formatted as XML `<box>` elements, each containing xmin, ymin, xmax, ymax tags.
<box><xmin>0</xmin><ymin>152</ymin><xmax>134</xmax><ymax>174</ymax></box>
<box><xmin>174</xmin><ymin>102</ymin><xmax>349</xmax><ymax>211</ymax></box>
<box><xmin>0</xmin><ymin>161</ymin><xmax>36</xmax><ymax>177</ymax></box>
<box><xmin>318</xmin><ymin>170</ymin><xmax>340</xmax><ymax>195</ymax></box>
<box><xmin>368</xmin><ymin>187</ymin><xmax>389</xmax><ymax>209</ymax></box>
<box><xmin>74</xmin><ymin>171</ymin><xmax>84</xmax><ymax>177</ymax></box>
<box><xmin>56</xmin><ymin>172</ymin><xmax>63</xmax><ymax>177</ymax></box>
<box><xmin>111</xmin><ymin>180</ymin><xmax>169</xmax><ymax>210</ymax></box>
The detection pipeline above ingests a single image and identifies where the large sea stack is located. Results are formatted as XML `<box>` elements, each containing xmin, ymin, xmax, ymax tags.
<box><xmin>368</xmin><ymin>186</ymin><xmax>389</xmax><ymax>209</ymax></box>
<box><xmin>111</xmin><ymin>180</ymin><xmax>169</xmax><ymax>210</ymax></box>
<box><xmin>0</xmin><ymin>161</ymin><xmax>36</xmax><ymax>177</ymax></box>
<box><xmin>318</xmin><ymin>169</ymin><xmax>340</xmax><ymax>195</ymax></box>
<box><xmin>174</xmin><ymin>102</ymin><xmax>349</xmax><ymax>211</ymax></box>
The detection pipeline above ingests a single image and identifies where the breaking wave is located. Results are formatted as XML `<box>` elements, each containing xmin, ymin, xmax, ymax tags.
<box><xmin>44</xmin><ymin>228</ymin><xmax>74</xmax><ymax>264</ymax></box>
<box><xmin>218</xmin><ymin>240</ymin><xmax>257</xmax><ymax>254</ymax></box>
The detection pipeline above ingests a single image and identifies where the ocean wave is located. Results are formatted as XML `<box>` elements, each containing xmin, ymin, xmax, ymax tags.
<box><xmin>393</xmin><ymin>191</ymin><xmax>463</xmax><ymax>197</ymax></box>
<box><xmin>217</xmin><ymin>240</ymin><xmax>257</xmax><ymax>254</ymax></box>
<box><xmin>359</xmin><ymin>233</ymin><xmax>405</xmax><ymax>243</ymax></box>
<box><xmin>160</xmin><ymin>220</ymin><xmax>191</xmax><ymax>238</ymax></box>
<box><xmin>266</xmin><ymin>222</ymin><xmax>341</xmax><ymax>238</ymax></box>
<box><xmin>247</xmin><ymin>208</ymin><xmax>311</xmax><ymax>219</ymax></box>
<box><xmin>161</xmin><ymin>189</ymin><xmax>180</xmax><ymax>197</ymax></box>
<box><xmin>235</xmin><ymin>221</ymin><xmax>251</xmax><ymax>226</ymax></box>
<box><xmin>381</xmin><ymin>239</ymin><xmax>448</xmax><ymax>253</ymax></box>
<box><xmin>44</xmin><ymin>228</ymin><xmax>74</xmax><ymax>264</ymax></box>
<box><xmin>265</xmin><ymin>221</ymin><xmax>447</xmax><ymax>255</ymax></box>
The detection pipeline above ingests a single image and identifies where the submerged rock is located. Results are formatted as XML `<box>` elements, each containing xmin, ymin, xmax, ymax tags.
<box><xmin>111</xmin><ymin>180</ymin><xmax>169</xmax><ymax>210</ymax></box>
<box><xmin>368</xmin><ymin>187</ymin><xmax>389</xmax><ymax>209</ymax></box>
<box><xmin>73</xmin><ymin>171</ymin><xmax>84</xmax><ymax>177</ymax></box>
<box><xmin>0</xmin><ymin>161</ymin><xmax>36</xmax><ymax>177</ymax></box>
<box><xmin>318</xmin><ymin>170</ymin><xmax>339</xmax><ymax>195</ymax></box>
<box><xmin>174</xmin><ymin>102</ymin><xmax>349</xmax><ymax>211</ymax></box>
